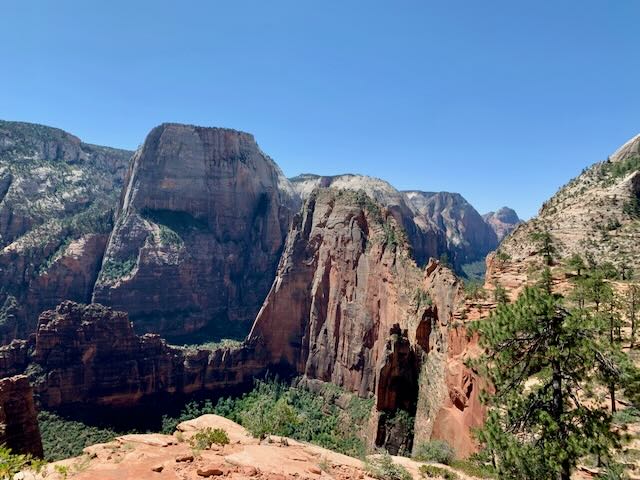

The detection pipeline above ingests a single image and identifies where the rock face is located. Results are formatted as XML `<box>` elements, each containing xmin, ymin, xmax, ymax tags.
<box><xmin>0</xmin><ymin>121</ymin><xmax>132</xmax><ymax>342</ymax></box>
<box><xmin>248</xmin><ymin>189</ymin><xmax>467</xmax><ymax>453</ymax></box>
<box><xmin>0</xmin><ymin>374</ymin><xmax>43</xmax><ymax>457</ymax></box>
<box><xmin>487</xmin><ymin>133</ymin><xmax>640</xmax><ymax>291</ymax></box>
<box><xmin>1</xmin><ymin>301</ymin><xmax>264</xmax><ymax>408</ymax></box>
<box><xmin>404</xmin><ymin>191</ymin><xmax>499</xmax><ymax>266</ymax></box>
<box><xmin>92</xmin><ymin>124</ymin><xmax>298</xmax><ymax>338</ymax></box>
<box><xmin>482</xmin><ymin>207</ymin><xmax>521</xmax><ymax>242</ymax></box>
<box><xmin>290</xmin><ymin>174</ymin><xmax>503</xmax><ymax>270</ymax></box>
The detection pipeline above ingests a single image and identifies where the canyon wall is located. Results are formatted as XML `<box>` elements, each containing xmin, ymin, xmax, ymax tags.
<box><xmin>92</xmin><ymin>124</ymin><xmax>298</xmax><ymax>338</ymax></box>
<box><xmin>0</xmin><ymin>121</ymin><xmax>132</xmax><ymax>342</ymax></box>
<box><xmin>0</xmin><ymin>374</ymin><xmax>43</xmax><ymax>457</ymax></box>
<box><xmin>0</xmin><ymin>301</ymin><xmax>266</xmax><ymax>409</ymax></box>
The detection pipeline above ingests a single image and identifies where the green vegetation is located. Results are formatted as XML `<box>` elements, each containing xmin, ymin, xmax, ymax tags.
<box><xmin>460</xmin><ymin>260</ymin><xmax>486</xmax><ymax>282</ymax></box>
<box><xmin>39</xmin><ymin>410</ymin><xmax>122</xmax><ymax>461</ymax></box>
<box><xmin>158</xmin><ymin>224</ymin><xmax>183</xmax><ymax>246</ymax></box>
<box><xmin>418</xmin><ymin>464</ymin><xmax>459</xmax><ymax>479</ymax></box>
<box><xmin>413</xmin><ymin>288</ymin><xmax>433</xmax><ymax>309</ymax></box>
<box><xmin>99</xmin><ymin>257</ymin><xmax>136</xmax><ymax>282</ymax></box>
<box><xmin>602</xmin><ymin>155</ymin><xmax>640</xmax><ymax>181</ymax></box>
<box><xmin>188</xmin><ymin>427</ymin><xmax>230</xmax><ymax>450</ymax></box>
<box><xmin>161</xmin><ymin>380</ymin><xmax>374</xmax><ymax>458</ymax></box>
<box><xmin>613</xmin><ymin>407</ymin><xmax>640</xmax><ymax>425</ymax></box>
<box><xmin>623</xmin><ymin>196</ymin><xmax>640</xmax><ymax>219</ymax></box>
<box><xmin>449</xmin><ymin>459</ymin><xmax>496</xmax><ymax>478</ymax></box>
<box><xmin>413</xmin><ymin>440</ymin><xmax>455</xmax><ymax>465</ymax></box>
<box><xmin>471</xmin><ymin>233</ymin><xmax>640</xmax><ymax>480</ymax></box>
<box><xmin>177</xmin><ymin>338</ymin><xmax>243</xmax><ymax>352</ymax></box>
<box><xmin>365</xmin><ymin>453</ymin><xmax>412</xmax><ymax>480</ymax></box>
<box><xmin>37</xmin><ymin>237</ymin><xmax>72</xmax><ymax>275</ymax></box>
<box><xmin>463</xmin><ymin>279</ymin><xmax>486</xmax><ymax>301</ymax></box>
<box><xmin>0</xmin><ymin>444</ymin><xmax>46</xmax><ymax>479</ymax></box>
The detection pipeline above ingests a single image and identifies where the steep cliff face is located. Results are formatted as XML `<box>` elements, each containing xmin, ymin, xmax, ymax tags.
<box><xmin>290</xmin><ymin>174</ymin><xmax>447</xmax><ymax>266</ymax></box>
<box><xmin>0</xmin><ymin>121</ymin><xmax>132</xmax><ymax>342</ymax></box>
<box><xmin>404</xmin><ymin>191</ymin><xmax>499</xmax><ymax>266</ymax></box>
<box><xmin>248</xmin><ymin>189</ymin><xmax>467</xmax><ymax>453</ymax></box>
<box><xmin>92</xmin><ymin>124</ymin><xmax>298</xmax><ymax>339</ymax></box>
<box><xmin>0</xmin><ymin>374</ymin><xmax>43</xmax><ymax>457</ymax></box>
<box><xmin>1</xmin><ymin>301</ymin><xmax>264</xmax><ymax>409</ymax></box>
<box><xmin>486</xmin><ymin>133</ymin><xmax>640</xmax><ymax>291</ymax></box>
<box><xmin>482</xmin><ymin>207</ymin><xmax>521</xmax><ymax>242</ymax></box>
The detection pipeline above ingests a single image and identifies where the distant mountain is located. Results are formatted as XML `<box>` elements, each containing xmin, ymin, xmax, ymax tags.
<box><xmin>404</xmin><ymin>190</ymin><xmax>499</xmax><ymax>266</ymax></box>
<box><xmin>0</xmin><ymin>120</ymin><xmax>132</xmax><ymax>341</ymax></box>
<box><xmin>291</xmin><ymin>173</ymin><xmax>503</xmax><ymax>270</ymax></box>
<box><xmin>482</xmin><ymin>207</ymin><xmax>521</xmax><ymax>241</ymax></box>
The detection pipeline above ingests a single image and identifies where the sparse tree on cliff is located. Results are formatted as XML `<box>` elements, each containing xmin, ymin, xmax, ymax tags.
<box><xmin>472</xmin><ymin>285</ymin><xmax>625</xmax><ymax>479</ymax></box>
<box><xmin>472</xmin><ymin>234</ymin><xmax>638</xmax><ymax>479</ymax></box>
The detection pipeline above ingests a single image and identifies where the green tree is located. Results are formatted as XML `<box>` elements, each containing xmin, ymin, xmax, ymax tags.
<box><xmin>566</xmin><ymin>253</ymin><xmax>585</xmax><ymax>277</ymax></box>
<box><xmin>493</xmin><ymin>282</ymin><xmax>508</xmax><ymax>305</ymax></box>
<box><xmin>629</xmin><ymin>285</ymin><xmax>639</xmax><ymax>349</ymax></box>
<box><xmin>530</xmin><ymin>230</ymin><xmax>556</xmax><ymax>266</ymax></box>
<box><xmin>472</xmin><ymin>285</ymin><xmax>628</xmax><ymax>480</ymax></box>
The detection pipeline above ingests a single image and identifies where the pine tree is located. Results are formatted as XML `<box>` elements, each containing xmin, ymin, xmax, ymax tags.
<box><xmin>473</xmin><ymin>285</ymin><xmax>625</xmax><ymax>479</ymax></box>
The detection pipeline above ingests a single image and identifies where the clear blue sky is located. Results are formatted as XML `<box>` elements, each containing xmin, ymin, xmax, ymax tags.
<box><xmin>1</xmin><ymin>1</ymin><xmax>638</xmax><ymax>219</ymax></box>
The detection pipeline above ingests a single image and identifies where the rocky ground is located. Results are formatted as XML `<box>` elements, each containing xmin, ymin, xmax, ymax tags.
<box><xmin>24</xmin><ymin>415</ymin><xmax>477</xmax><ymax>480</ymax></box>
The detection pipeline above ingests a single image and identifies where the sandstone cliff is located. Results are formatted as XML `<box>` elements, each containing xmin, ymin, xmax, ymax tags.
<box><xmin>92</xmin><ymin>124</ymin><xmax>298</xmax><ymax>339</ymax></box>
<box><xmin>0</xmin><ymin>301</ymin><xmax>265</xmax><ymax>409</ymax></box>
<box><xmin>404</xmin><ymin>191</ymin><xmax>499</xmax><ymax>266</ymax></box>
<box><xmin>248</xmin><ymin>189</ymin><xmax>471</xmax><ymax>453</ymax></box>
<box><xmin>486</xmin><ymin>133</ymin><xmax>640</xmax><ymax>292</ymax></box>
<box><xmin>0</xmin><ymin>374</ymin><xmax>43</xmax><ymax>457</ymax></box>
<box><xmin>481</xmin><ymin>207</ymin><xmax>520</xmax><ymax>242</ymax></box>
<box><xmin>0</xmin><ymin>121</ymin><xmax>132</xmax><ymax>342</ymax></box>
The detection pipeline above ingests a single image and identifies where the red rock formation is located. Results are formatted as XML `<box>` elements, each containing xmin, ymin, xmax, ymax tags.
<box><xmin>0</xmin><ymin>302</ymin><xmax>265</xmax><ymax>409</ymax></box>
<box><xmin>0</xmin><ymin>374</ymin><xmax>43</xmax><ymax>457</ymax></box>
<box><xmin>248</xmin><ymin>189</ymin><xmax>431</xmax><ymax>398</ymax></box>
<box><xmin>93</xmin><ymin>124</ymin><xmax>298</xmax><ymax>338</ymax></box>
<box><xmin>248</xmin><ymin>189</ymin><xmax>470</xmax><ymax>453</ymax></box>
<box><xmin>431</xmin><ymin>326</ymin><xmax>485</xmax><ymax>458</ymax></box>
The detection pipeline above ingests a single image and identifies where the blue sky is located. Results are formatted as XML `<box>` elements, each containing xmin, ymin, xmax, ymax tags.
<box><xmin>1</xmin><ymin>1</ymin><xmax>638</xmax><ymax>219</ymax></box>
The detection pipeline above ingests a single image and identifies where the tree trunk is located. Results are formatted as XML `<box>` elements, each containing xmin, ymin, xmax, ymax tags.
<box><xmin>552</xmin><ymin>358</ymin><xmax>570</xmax><ymax>480</ymax></box>
<box><xmin>610</xmin><ymin>383</ymin><xmax>617</xmax><ymax>413</ymax></box>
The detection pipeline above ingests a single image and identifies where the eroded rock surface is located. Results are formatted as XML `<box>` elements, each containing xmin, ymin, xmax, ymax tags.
<box><xmin>1</xmin><ymin>302</ymin><xmax>264</xmax><ymax>408</ymax></box>
<box><xmin>0</xmin><ymin>121</ymin><xmax>132</xmax><ymax>342</ymax></box>
<box><xmin>0</xmin><ymin>374</ymin><xmax>43</xmax><ymax>457</ymax></box>
<box><xmin>482</xmin><ymin>207</ymin><xmax>521</xmax><ymax>242</ymax></box>
<box><xmin>93</xmin><ymin>124</ymin><xmax>298</xmax><ymax>338</ymax></box>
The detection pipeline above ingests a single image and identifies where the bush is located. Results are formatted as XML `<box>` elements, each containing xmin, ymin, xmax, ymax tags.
<box><xmin>0</xmin><ymin>444</ymin><xmax>46</xmax><ymax>478</ymax></box>
<box><xmin>39</xmin><ymin>410</ymin><xmax>122</xmax><ymax>461</ymax></box>
<box><xmin>211</xmin><ymin>380</ymin><xmax>372</xmax><ymax>458</ymax></box>
<box><xmin>365</xmin><ymin>453</ymin><xmax>412</xmax><ymax>480</ymax></box>
<box><xmin>450</xmin><ymin>459</ymin><xmax>496</xmax><ymax>478</ymax></box>
<box><xmin>413</xmin><ymin>440</ymin><xmax>456</xmax><ymax>465</ymax></box>
<box><xmin>419</xmin><ymin>464</ymin><xmax>459</xmax><ymax>479</ymax></box>
<box><xmin>188</xmin><ymin>428</ymin><xmax>230</xmax><ymax>450</ymax></box>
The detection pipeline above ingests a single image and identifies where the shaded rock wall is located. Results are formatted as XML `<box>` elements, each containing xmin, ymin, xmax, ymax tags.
<box><xmin>1</xmin><ymin>302</ymin><xmax>265</xmax><ymax>409</ymax></box>
<box><xmin>93</xmin><ymin>124</ymin><xmax>298</xmax><ymax>338</ymax></box>
<box><xmin>0</xmin><ymin>374</ymin><xmax>43</xmax><ymax>457</ymax></box>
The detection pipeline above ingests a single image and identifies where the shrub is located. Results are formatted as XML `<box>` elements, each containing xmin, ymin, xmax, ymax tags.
<box><xmin>211</xmin><ymin>380</ymin><xmax>372</xmax><ymax>458</ymax></box>
<box><xmin>188</xmin><ymin>428</ymin><xmax>230</xmax><ymax>449</ymax></box>
<box><xmin>39</xmin><ymin>410</ymin><xmax>122</xmax><ymax>461</ymax></box>
<box><xmin>100</xmin><ymin>257</ymin><xmax>136</xmax><ymax>282</ymax></box>
<box><xmin>365</xmin><ymin>453</ymin><xmax>412</xmax><ymax>480</ymax></box>
<box><xmin>0</xmin><ymin>444</ymin><xmax>46</xmax><ymax>478</ymax></box>
<box><xmin>450</xmin><ymin>459</ymin><xmax>496</xmax><ymax>478</ymax></box>
<box><xmin>419</xmin><ymin>464</ymin><xmax>459</xmax><ymax>479</ymax></box>
<box><xmin>413</xmin><ymin>440</ymin><xmax>456</xmax><ymax>465</ymax></box>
